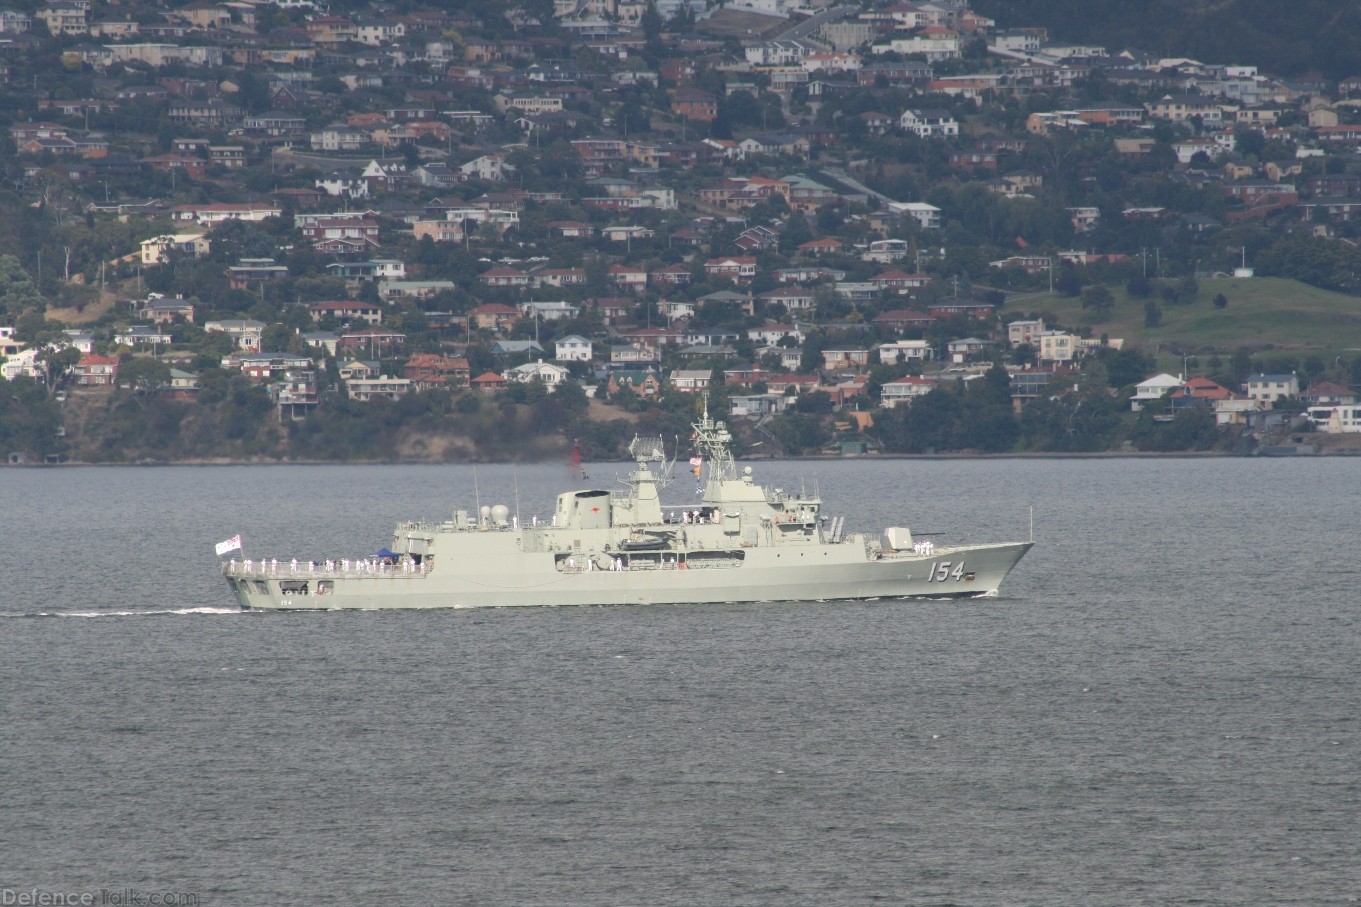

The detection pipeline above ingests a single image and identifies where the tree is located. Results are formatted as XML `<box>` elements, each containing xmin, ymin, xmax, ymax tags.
<box><xmin>117</xmin><ymin>356</ymin><xmax>172</xmax><ymax>394</ymax></box>
<box><xmin>1081</xmin><ymin>284</ymin><xmax>1115</xmax><ymax>322</ymax></box>
<box><xmin>1126</xmin><ymin>274</ymin><xmax>1153</xmax><ymax>298</ymax></box>
<box><xmin>1177</xmin><ymin>274</ymin><xmax>1199</xmax><ymax>302</ymax></box>
<box><xmin>1055</xmin><ymin>267</ymin><xmax>1084</xmax><ymax>297</ymax></box>
<box><xmin>0</xmin><ymin>255</ymin><xmax>42</xmax><ymax>318</ymax></box>
<box><xmin>1145</xmin><ymin>299</ymin><xmax>1162</xmax><ymax>327</ymax></box>
<box><xmin>38</xmin><ymin>346</ymin><xmax>81</xmax><ymax>393</ymax></box>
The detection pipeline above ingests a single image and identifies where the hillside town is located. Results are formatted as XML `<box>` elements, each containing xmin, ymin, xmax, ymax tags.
<box><xmin>4</xmin><ymin>0</ymin><xmax>1361</xmax><ymax>461</ymax></box>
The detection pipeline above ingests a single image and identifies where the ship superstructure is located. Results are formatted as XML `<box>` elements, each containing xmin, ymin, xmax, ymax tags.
<box><xmin>221</xmin><ymin>401</ymin><xmax>1031</xmax><ymax>610</ymax></box>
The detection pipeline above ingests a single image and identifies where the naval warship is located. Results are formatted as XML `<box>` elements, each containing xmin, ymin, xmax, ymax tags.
<box><xmin>220</xmin><ymin>401</ymin><xmax>1032</xmax><ymax>610</ymax></box>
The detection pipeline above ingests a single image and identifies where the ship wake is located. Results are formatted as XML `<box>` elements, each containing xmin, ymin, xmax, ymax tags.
<box><xmin>0</xmin><ymin>606</ymin><xmax>245</xmax><ymax>619</ymax></box>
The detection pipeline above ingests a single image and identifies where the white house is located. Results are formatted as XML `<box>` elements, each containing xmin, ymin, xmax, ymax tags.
<box><xmin>878</xmin><ymin>340</ymin><xmax>933</xmax><ymax>363</ymax></box>
<box><xmin>1308</xmin><ymin>405</ymin><xmax>1361</xmax><ymax>433</ymax></box>
<box><xmin>0</xmin><ymin>347</ymin><xmax>44</xmax><ymax>380</ymax></box>
<box><xmin>863</xmin><ymin>239</ymin><xmax>909</xmax><ymax>263</ymax></box>
<box><xmin>458</xmin><ymin>154</ymin><xmax>515</xmax><ymax>182</ymax></box>
<box><xmin>347</xmin><ymin>375</ymin><xmax>412</xmax><ymax>401</ymax></box>
<box><xmin>747</xmin><ymin>322</ymin><xmax>804</xmax><ymax>346</ymax></box>
<box><xmin>140</xmin><ymin>233</ymin><xmax>210</xmax><ymax>265</ymax></box>
<box><xmin>880</xmin><ymin>375</ymin><xmax>937</xmax><ymax>408</ymax></box>
<box><xmin>506</xmin><ymin>360</ymin><xmax>570</xmax><ymax>389</ymax></box>
<box><xmin>204</xmin><ymin>319</ymin><xmax>266</xmax><ymax>352</ymax></box>
<box><xmin>1244</xmin><ymin>373</ymin><xmax>1299</xmax><ymax>406</ymax></box>
<box><xmin>1130</xmin><ymin>373</ymin><xmax>1184</xmax><ymax>411</ymax></box>
<box><xmin>899</xmin><ymin>108</ymin><xmax>959</xmax><ymax>138</ymax></box>
<box><xmin>888</xmin><ymin>201</ymin><xmax>942</xmax><ymax>230</ymax></box>
<box><xmin>522</xmin><ymin>301</ymin><xmax>579</xmax><ymax>322</ymax></box>
<box><xmin>1007</xmin><ymin>319</ymin><xmax>1045</xmax><ymax>347</ymax></box>
<box><xmin>554</xmin><ymin>335</ymin><xmax>593</xmax><ymax>362</ymax></box>
<box><xmin>669</xmin><ymin>369</ymin><xmax>713</xmax><ymax>393</ymax></box>
<box><xmin>1036</xmin><ymin>330</ymin><xmax>1078</xmax><ymax>364</ymax></box>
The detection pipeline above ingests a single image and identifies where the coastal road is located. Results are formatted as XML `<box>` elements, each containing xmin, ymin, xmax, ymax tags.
<box><xmin>773</xmin><ymin>4</ymin><xmax>856</xmax><ymax>42</ymax></box>
<box><xmin>820</xmin><ymin>166</ymin><xmax>900</xmax><ymax>208</ymax></box>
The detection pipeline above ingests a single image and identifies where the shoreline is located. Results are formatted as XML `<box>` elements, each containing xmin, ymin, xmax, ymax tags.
<box><xmin>6</xmin><ymin>448</ymin><xmax>1352</xmax><ymax>467</ymax></box>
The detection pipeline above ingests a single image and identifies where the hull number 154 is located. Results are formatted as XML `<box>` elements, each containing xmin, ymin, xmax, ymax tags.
<box><xmin>928</xmin><ymin>561</ymin><xmax>966</xmax><ymax>582</ymax></box>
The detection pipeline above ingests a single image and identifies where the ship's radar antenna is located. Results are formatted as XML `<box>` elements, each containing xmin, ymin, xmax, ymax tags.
<box><xmin>625</xmin><ymin>433</ymin><xmax>675</xmax><ymax>488</ymax></box>
<box><xmin>628</xmin><ymin>434</ymin><xmax>666</xmax><ymax>462</ymax></box>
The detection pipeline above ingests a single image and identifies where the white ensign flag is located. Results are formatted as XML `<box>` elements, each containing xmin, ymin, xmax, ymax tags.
<box><xmin>215</xmin><ymin>534</ymin><xmax>242</xmax><ymax>556</ymax></box>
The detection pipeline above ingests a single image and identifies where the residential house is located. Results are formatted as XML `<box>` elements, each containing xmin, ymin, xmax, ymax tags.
<box><xmin>478</xmin><ymin>267</ymin><xmax>530</xmax><ymax>288</ymax></box>
<box><xmin>227</xmin><ymin>352</ymin><xmax>315</xmax><ymax>380</ymax></box>
<box><xmin>490</xmin><ymin>340</ymin><xmax>545</xmax><ymax>358</ymax></box>
<box><xmin>899</xmin><ymin>108</ymin><xmax>959</xmax><ymax>138</ymax></box>
<box><xmin>113</xmin><ymin>326</ymin><xmax>171</xmax><ymax>349</ymax></box>
<box><xmin>874</xmin><ymin>309</ymin><xmax>935</xmax><ymax>331</ymax></box>
<box><xmin>170</xmin><ymin>203</ymin><xmax>281</xmax><ymax>224</ymax></box>
<box><xmin>1244</xmin><ymin>373</ymin><xmax>1299</xmax><ymax>406</ymax></box>
<box><xmin>403</xmin><ymin>354</ymin><xmax>471</xmax><ymax>391</ymax></box>
<box><xmin>879</xmin><ymin>375</ymin><xmax>937</xmax><ymax>408</ymax></box>
<box><xmin>338</xmin><ymin>328</ymin><xmax>406</xmax><ymax>357</ymax></box>
<box><xmin>747</xmin><ymin>322</ymin><xmax>804</xmax><ymax>346</ymax></box>
<box><xmin>767</xmin><ymin>373</ymin><xmax>818</xmax><ymax>395</ymax></box>
<box><xmin>505</xmin><ymin>360</ymin><xmax>570</xmax><ymax>390</ymax></box>
<box><xmin>1036</xmin><ymin>330</ymin><xmax>1078</xmax><ymax>364</ymax></box>
<box><xmin>869</xmin><ymin>269</ymin><xmax>930</xmax><ymax>294</ymax></box>
<box><xmin>1130</xmin><ymin>373</ymin><xmax>1185</xmax><ymax>411</ymax></box>
<box><xmin>1007</xmin><ymin>319</ymin><xmax>1045</xmax><ymax>347</ymax></box>
<box><xmin>822</xmin><ymin>348</ymin><xmax>870</xmax><ymax>372</ymax></box>
<box><xmin>704</xmin><ymin>256</ymin><xmax>758</xmax><ymax>284</ymax></box>
<box><xmin>877</xmin><ymin>340</ymin><xmax>933</xmax><ymax>363</ymax></box>
<box><xmin>308</xmin><ymin>301</ymin><xmax>383</xmax><ymax>325</ymax></box>
<box><xmin>531</xmin><ymin>268</ymin><xmax>588</xmax><ymax>289</ymax></box>
<box><xmin>947</xmin><ymin>337</ymin><xmax>989</xmax><ymax>363</ymax></box>
<box><xmin>226</xmin><ymin>259</ymin><xmax>290</xmax><ymax>289</ymax></box>
<box><xmin>649</xmin><ymin>263</ymin><xmax>692</xmax><ymax>287</ymax></box>
<box><xmin>139</xmin><ymin>233</ymin><xmax>209</xmax><ymax>265</ymax></box>
<box><xmin>347</xmin><ymin>375</ymin><xmax>413</xmax><ymax>402</ymax></box>
<box><xmin>522</xmin><ymin>301</ymin><xmax>579</xmax><ymax>322</ymax></box>
<box><xmin>470</xmin><ymin>303</ymin><xmax>522</xmax><ymax>331</ymax></box>
<box><xmin>607</xmin><ymin>263</ymin><xmax>648</xmax><ymax>292</ymax></box>
<box><xmin>204</xmin><ymin>319</ymin><xmax>265</xmax><ymax>351</ymax></box>
<box><xmin>71</xmin><ymin>354</ymin><xmax>118</xmax><ymax>386</ymax></box>
<box><xmin>668</xmin><ymin>369</ymin><xmax>713</xmax><ymax>393</ymax></box>
<box><xmin>611</xmin><ymin>343</ymin><xmax>663</xmax><ymax>366</ymax></box>
<box><xmin>1308</xmin><ymin>404</ymin><xmax>1361</xmax><ymax>433</ymax></box>
<box><xmin>607</xmin><ymin>369</ymin><xmax>662</xmax><ymax>397</ymax></box>
<box><xmin>759</xmin><ymin>287</ymin><xmax>817</xmax><ymax>314</ymax></box>
<box><xmin>555</xmin><ymin>335</ymin><xmax>593</xmax><ymax>362</ymax></box>
<box><xmin>671</xmin><ymin>88</ymin><xmax>718</xmax><ymax>121</ymax></box>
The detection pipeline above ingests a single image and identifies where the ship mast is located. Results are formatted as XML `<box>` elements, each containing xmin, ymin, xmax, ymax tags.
<box><xmin>692</xmin><ymin>392</ymin><xmax>736</xmax><ymax>483</ymax></box>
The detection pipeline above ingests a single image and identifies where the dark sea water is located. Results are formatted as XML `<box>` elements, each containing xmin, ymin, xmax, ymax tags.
<box><xmin>1</xmin><ymin>458</ymin><xmax>1358</xmax><ymax>906</ymax></box>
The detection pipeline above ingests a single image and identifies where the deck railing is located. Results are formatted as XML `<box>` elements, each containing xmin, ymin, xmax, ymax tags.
<box><xmin>222</xmin><ymin>558</ymin><xmax>431</xmax><ymax>580</ymax></box>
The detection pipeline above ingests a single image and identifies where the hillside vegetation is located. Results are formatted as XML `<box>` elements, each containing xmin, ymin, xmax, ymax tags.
<box><xmin>1014</xmin><ymin>278</ymin><xmax>1361</xmax><ymax>352</ymax></box>
<box><xmin>973</xmin><ymin>0</ymin><xmax>1361</xmax><ymax>81</ymax></box>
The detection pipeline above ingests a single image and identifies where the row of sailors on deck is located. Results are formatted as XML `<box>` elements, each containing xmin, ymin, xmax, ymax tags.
<box><xmin>567</xmin><ymin>556</ymin><xmax>627</xmax><ymax>572</ymax></box>
<box><xmin>237</xmin><ymin>557</ymin><xmax>425</xmax><ymax>574</ymax></box>
<box><xmin>667</xmin><ymin>509</ymin><xmax>713</xmax><ymax>524</ymax></box>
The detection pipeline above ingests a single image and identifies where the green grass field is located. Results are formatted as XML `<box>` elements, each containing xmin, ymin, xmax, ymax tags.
<box><xmin>1006</xmin><ymin>278</ymin><xmax>1361</xmax><ymax>353</ymax></box>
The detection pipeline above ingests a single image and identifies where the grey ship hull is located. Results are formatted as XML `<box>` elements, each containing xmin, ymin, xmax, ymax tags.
<box><xmin>223</xmin><ymin>540</ymin><xmax>1032</xmax><ymax>611</ymax></box>
<box><xmin>220</xmin><ymin>404</ymin><xmax>1032</xmax><ymax>612</ymax></box>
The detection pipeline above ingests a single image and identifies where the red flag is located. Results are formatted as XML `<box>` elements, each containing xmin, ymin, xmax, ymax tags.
<box><xmin>1016</xmin><ymin>235</ymin><xmax>1029</xmax><ymax>248</ymax></box>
